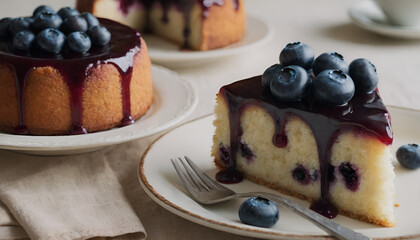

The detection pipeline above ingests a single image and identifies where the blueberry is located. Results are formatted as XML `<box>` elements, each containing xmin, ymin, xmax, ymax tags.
<box><xmin>262</xmin><ymin>64</ymin><xmax>281</xmax><ymax>90</ymax></box>
<box><xmin>269</xmin><ymin>65</ymin><xmax>311</xmax><ymax>102</ymax></box>
<box><xmin>240</xmin><ymin>141</ymin><xmax>255</xmax><ymax>163</ymax></box>
<box><xmin>67</xmin><ymin>31</ymin><xmax>91</xmax><ymax>53</ymax></box>
<box><xmin>292</xmin><ymin>164</ymin><xmax>310</xmax><ymax>185</ymax></box>
<box><xmin>61</xmin><ymin>15</ymin><xmax>88</xmax><ymax>33</ymax></box>
<box><xmin>9</xmin><ymin>17</ymin><xmax>32</xmax><ymax>36</ymax></box>
<box><xmin>36</xmin><ymin>28</ymin><xmax>66</xmax><ymax>53</ymax></box>
<box><xmin>313</xmin><ymin>69</ymin><xmax>355</xmax><ymax>106</ymax></box>
<box><xmin>80</xmin><ymin>12</ymin><xmax>99</xmax><ymax>28</ymax></box>
<box><xmin>349</xmin><ymin>58</ymin><xmax>378</xmax><ymax>94</ymax></box>
<box><xmin>87</xmin><ymin>25</ymin><xmax>111</xmax><ymax>47</ymax></box>
<box><xmin>396</xmin><ymin>144</ymin><xmax>420</xmax><ymax>169</ymax></box>
<box><xmin>33</xmin><ymin>12</ymin><xmax>63</xmax><ymax>31</ymax></box>
<box><xmin>13</xmin><ymin>30</ymin><xmax>35</xmax><ymax>51</ymax></box>
<box><xmin>0</xmin><ymin>18</ymin><xmax>13</xmax><ymax>38</ymax></box>
<box><xmin>339</xmin><ymin>162</ymin><xmax>360</xmax><ymax>191</ymax></box>
<box><xmin>279</xmin><ymin>42</ymin><xmax>314</xmax><ymax>70</ymax></box>
<box><xmin>33</xmin><ymin>5</ymin><xmax>55</xmax><ymax>17</ymax></box>
<box><xmin>57</xmin><ymin>7</ymin><xmax>80</xmax><ymax>20</ymax></box>
<box><xmin>238</xmin><ymin>197</ymin><xmax>279</xmax><ymax>228</ymax></box>
<box><xmin>313</xmin><ymin>52</ymin><xmax>349</xmax><ymax>75</ymax></box>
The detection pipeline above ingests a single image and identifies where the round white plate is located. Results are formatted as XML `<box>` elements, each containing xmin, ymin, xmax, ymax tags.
<box><xmin>139</xmin><ymin>107</ymin><xmax>420</xmax><ymax>239</ymax></box>
<box><xmin>349</xmin><ymin>1</ymin><xmax>420</xmax><ymax>39</ymax></box>
<box><xmin>143</xmin><ymin>15</ymin><xmax>274</xmax><ymax>68</ymax></box>
<box><xmin>0</xmin><ymin>65</ymin><xmax>197</xmax><ymax>156</ymax></box>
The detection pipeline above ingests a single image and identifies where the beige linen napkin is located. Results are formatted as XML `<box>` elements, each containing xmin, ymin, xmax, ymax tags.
<box><xmin>0</xmin><ymin>149</ymin><xmax>146</xmax><ymax>240</ymax></box>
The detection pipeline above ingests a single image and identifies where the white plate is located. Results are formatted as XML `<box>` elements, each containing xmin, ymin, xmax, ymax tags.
<box><xmin>349</xmin><ymin>1</ymin><xmax>420</xmax><ymax>39</ymax></box>
<box><xmin>139</xmin><ymin>107</ymin><xmax>420</xmax><ymax>239</ymax></box>
<box><xmin>143</xmin><ymin>15</ymin><xmax>274</xmax><ymax>68</ymax></box>
<box><xmin>0</xmin><ymin>65</ymin><xmax>197</xmax><ymax>156</ymax></box>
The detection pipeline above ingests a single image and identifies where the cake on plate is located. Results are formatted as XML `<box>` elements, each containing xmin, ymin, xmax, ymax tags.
<box><xmin>211</xmin><ymin>42</ymin><xmax>396</xmax><ymax>227</ymax></box>
<box><xmin>77</xmin><ymin>0</ymin><xmax>246</xmax><ymax>50</ymax></box>
<box><xmin>0</xmin><ymin>6</ymin><xmax>152</xmax><ymax>135</ymax></box>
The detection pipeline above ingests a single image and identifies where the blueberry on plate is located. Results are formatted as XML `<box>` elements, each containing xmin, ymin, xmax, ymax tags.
<box><xmin>9</xmin><ymin>17</ymin><xmax>32</xmax><ymax>36</ymax></box>
<box><xmin>87</xmin><ymin>25</ymin><xmax>111</xmax><ymax>47</ymax></box>
<box><xmin>36</xmin><ymin>28</ymin><xmax>66</xmax><ymax>53</ymax></box>
<box><xmin>349</xmin><ymin>58</ymin><xmax>378</xmax><ymax>94</ymax></box>
<box><xmin>0</xmin><ymin>18</ymin><xmax>13</xmax><ymax>38</ymax></box>
<box><xmin>67</xmin><ymin>31</ymin><xmax>91</xmax><ymax>53</ymax></box>
<box><xmin>33</xmin><ymin>5</ymin><xmax>55</xmax><ymax>17</ymax></box>
<box><xmin>270</xmin><ymin>65</ymin><xmax>310</xmax><ymax>102</ymax></box>
<box><xmin>62</xmin><ymin>15</ymin><xmax>88</xmax><ymax>33</ymax></box>
<box><xmin>57</xmin><ymin>7</ymin><xmax>80</xmax><ymax>20</ymax></box>
<box><xmin>33</xmin><ymin>12</ymin><xmax>63</xmax><ymax>31</ymax></box>
<box><xmin>238</xmin><ymin>197</ymin><xmax>279</xmax><ymax>228</ymax></box>
<box><xmin>396</xmin><ymin>144</ymin><xmax>420</xmax><ymax>169</ymax></box>
<box><xmin>279</xmin><ymin>42</ymin><xmax>314</xmax><ymax>70</ymax></box>
<box><xmin>13</xmin><ymin>30</ymin><xmax>35</xmax><ymax>51</ymax></box>
<box><xmin>313</xmin><ymin>69</ymin><xmax>355</xmax><ymax>106</ymax></box>
<box><xmin>313</xmin><ymin>52</ymin><xmax>349</xmax><ymax>75</ymax></box>
<box><xmin>80</xmin><ymin>12</ymin><xmax>100</xmax><ymax>28</ymax></box>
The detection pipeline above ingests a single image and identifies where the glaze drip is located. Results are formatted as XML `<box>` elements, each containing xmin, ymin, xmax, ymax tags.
<box><xmin>0</xmin><ymin>18</ymin><xmax>141</xmax><ymax>134</ymax></box>
<box><xmin>218</xmin><ymin>75</ymin><xmax>392</xmax><ymax>218</ymax></box>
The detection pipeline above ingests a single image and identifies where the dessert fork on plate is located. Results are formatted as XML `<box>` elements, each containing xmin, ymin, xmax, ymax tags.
<box><xmin>171</xmin><ymin>156</ymin><xmax>371</xmax><ymax>240</ymax></box>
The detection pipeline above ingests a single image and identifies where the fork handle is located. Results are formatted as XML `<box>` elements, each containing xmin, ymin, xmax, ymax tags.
<box><xmin>236</xmin><ymin>192</ymin><xmax>371</xmax><ymax>240</ymax></box>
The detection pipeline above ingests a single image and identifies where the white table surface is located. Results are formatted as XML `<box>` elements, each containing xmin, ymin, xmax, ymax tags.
<box><xmin>1</xmin><ymin>0</ymin><xmax>420</xmax><ymax>239</ymax></box>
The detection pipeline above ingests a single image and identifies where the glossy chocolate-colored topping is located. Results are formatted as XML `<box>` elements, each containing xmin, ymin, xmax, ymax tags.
<box><xmin>0</xmin><ymin>18</ymin><xmax>141</xmax><ymax>134</ymax></box>
<box><xmin>218</xmin><ymin>75</ymin><xmax>393</xmax><ymax>218</ymax></box>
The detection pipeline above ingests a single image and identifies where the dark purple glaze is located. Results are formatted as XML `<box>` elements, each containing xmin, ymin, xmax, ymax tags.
<box><xmin>218</xmin><ymin>75</ymin><xmax>393</xmax><ymax>218</ymax></box>
<box><xmin>215</xmin><ymin>168</ymin><xmax>243</xmax><ymax>184</ymax></box>
<box><xmin>0</xmin><ymin>18</ymin><xmax>141</xmax><ymax>135</ymax></box>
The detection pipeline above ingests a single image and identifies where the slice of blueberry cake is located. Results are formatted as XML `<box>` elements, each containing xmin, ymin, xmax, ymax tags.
<box><xmin>211</xmin><ymin>42</ymin><xmax>396</xmax><ymax>227</ymax></box>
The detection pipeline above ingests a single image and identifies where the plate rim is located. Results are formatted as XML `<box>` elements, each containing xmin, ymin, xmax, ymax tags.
<box><xmin>138</xmin><ymin>106</ymin><xmax>420</xmax><ymax>240</ymax></box>
<box><xmin>0</xmin><ymin>65</ymin><xmax>198</xmax><ymax>152</ymax></box>
<box><xmin>145</xmin><ymin>14</ymin><xmax>275</xmax><ymax>62</ymax></box>
<box><xmin>349</xmin><ymin>1</ymin><xmax>420</xmax><ymax>39</ymax></box>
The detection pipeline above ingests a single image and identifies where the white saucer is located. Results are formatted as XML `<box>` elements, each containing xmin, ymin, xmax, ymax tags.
<box><xmin>139</xmin><ymin>107</ymin><xmax>420</xmax><ymax>239</ymax></box>
<box><xmin>349</xmin><ymin>1</ymin><xmax>420</xmax><ymax>39</ymax></box>
<box><xmin>143</xmin><ymin>15</ymin><xmax>274</xmax><ymax>68</ymax></box>
<box><xmin>0</xmin><ymin>65</ymin><xmax>197</xmax><ymax>156</ymax></box>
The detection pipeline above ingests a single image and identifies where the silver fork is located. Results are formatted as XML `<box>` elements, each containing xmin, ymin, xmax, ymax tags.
<box><xmin>171</xmin><ymin>156</ymin><xmax>371</xmax><ymax>240</ymax></box>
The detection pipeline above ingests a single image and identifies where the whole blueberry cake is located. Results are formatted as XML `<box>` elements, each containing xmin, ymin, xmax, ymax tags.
<box><xmin>212</xmin><ymin>42</ymin><xmax>396</xmax><ymax>227</ymax></box>
<box><xmin>0</xmin><ymin>6</ymin><xmax>152</xmax><ymax>135</ymax></box>
<box><xmin>77</xmin><ymin>0</ymin><xmax>245</xmax><ymax>51</ymax></box>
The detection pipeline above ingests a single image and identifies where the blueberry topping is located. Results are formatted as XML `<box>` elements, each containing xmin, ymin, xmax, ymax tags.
<box><xmin>33</xmin><ymin>12</ymin><xmax>63</xmax><ymax>31</ymax></box>
<box><xmin>0</xmin><ymin>18</ymin><xmax>13</xmax><ymax>38</ymax></box>
<box><xmin>87</xmin><ymin>25</ymin><xmax>111</xmax><ymax>47</ymax></box>
<box><xmin>280</xmin><ymin>42</ymin><xmax>314</xmax><ymax>70</ymax></box>
<box><xmin>36</xmin><ymin>28</ymin><xmax>66</xmax><ymax>53</ymax></box>
<box><xmin>67</xmin><ymin>31</ymin><xmax>91</xmax><ymax>53</ymax></box>
<box><xmin>313</xmin><ymin>52</ymin><xmax>349</xmax><ymax>75</ymax></box>
<box><xmin>13</xmin><ymin>30</ymin><xmax>35</xmax><ymax>51</ymax></box>
<box><xmin>292</xmin><ymin>164</ymin><xmax>310</xmax><ymax>185</ymax></box>
<box><xmin>238</xmin><ymin>197</ymin><xmax>279</xmax><ymax>228</ymax></box>
<box><xmin>57</xmin><ymin>7</ymin><xmax>80</xmax><ymax>20</ymax></box>
<box><xmin>339</xmin><ymin>162</ymin><xmax>360</xmax><ymax>191</ymax></box>
<box><xmin>80</xmin><ymin>12</ymin><xmax>99</xmax><ymax>28</ymax></box>
<box><xmin>312</xmin><ymin>69</ymin><xmax>355</xmax><ymax>106</ymax></box>
<box><xmin>396</xmin><ymin>144</ymin><xmax>420</xmax><ymax>169</ymax></box>
<box><xmin>262</xmin><ymin>64</ymin><xmax>281</xmax><ymax>89</ymax></box>
<box><xmin>328</xmin><ymin>164</ymin><xmax>336</xmax><ymax>182</ymax></box>
<box><xmin>33</xmin><ymin>5</ymin><xmax>55</xmax><ymax>17</ymax></box>
<box><xmin>269</xmin><ymin>65</ymin><xmax>310</xmax><ymax>102</ymax></box>
<box><xmin>9</xmin><ymin>17</ymin><xmax>32</xmax><ymax>36</ymax></box>
<box><xmin>61</xmin><ymin>15</ymin><xmax>88</xmax><ymax>34</ymax></box>
<box><xmin>349</xmin><ymin>58</ymin><xmax>378</xmax><ymax>94</ymax></box>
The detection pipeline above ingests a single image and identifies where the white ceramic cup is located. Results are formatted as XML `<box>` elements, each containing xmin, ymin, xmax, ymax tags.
<box><xmin>373</xmin><ymin>0</ymin><xmax>420</xmax><ymax>26</ymax></box>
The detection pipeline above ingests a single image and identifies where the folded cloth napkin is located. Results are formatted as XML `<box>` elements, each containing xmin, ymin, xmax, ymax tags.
<box><xmin>0</xmin><ymin>149</ymin><xmax>146</xmax><ymax>240</ymax></box>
